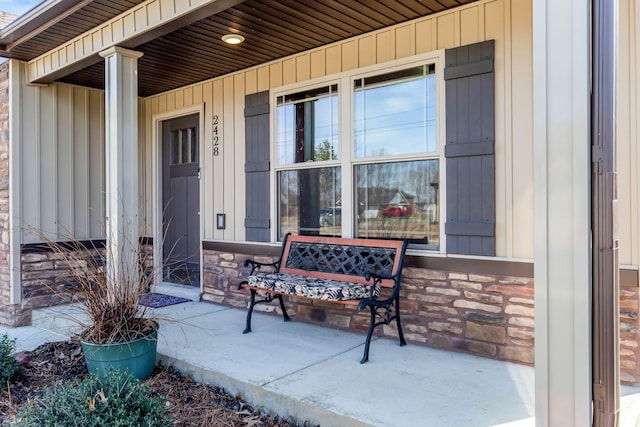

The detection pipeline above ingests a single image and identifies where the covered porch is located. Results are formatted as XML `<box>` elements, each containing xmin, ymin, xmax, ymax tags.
<box><xmin>0</xmin><ymin>0</ymin><xmax>630</xmax><ymax>425</ymax></box>
<box><xmin>4</xmin><ymin>298</ymin><xmax>638</xmax><ymax>427</ymax></box>
<box><xmin>18</xmin><ymin>299</ymin><xmax>537</xmax><ymax>426</ymax></box>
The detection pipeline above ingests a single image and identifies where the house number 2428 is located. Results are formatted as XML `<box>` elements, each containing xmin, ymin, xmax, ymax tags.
<box><xmin>213</xmin><ymin>115</ymin><xmax>220</xmax><ymax>157</ymax></box>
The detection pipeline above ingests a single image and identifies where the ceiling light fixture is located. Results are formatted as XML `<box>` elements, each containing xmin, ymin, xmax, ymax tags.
<box><xmin>222</xmin><ymin>34</ymin><xmax>245</xmax><ymax>45</ymax></box>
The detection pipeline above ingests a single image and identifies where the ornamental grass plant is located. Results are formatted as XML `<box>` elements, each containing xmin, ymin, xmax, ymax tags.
<box><xmin>32</xmin><ymin>225</ymin><xmax>159</xmax><ymax>345</ymax></box>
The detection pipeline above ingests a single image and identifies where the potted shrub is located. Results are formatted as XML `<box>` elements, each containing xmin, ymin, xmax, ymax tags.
<box><xmin>36</xmin><ymin>229</ymin><xmax>160</xmax><ymax>380</ymax></box>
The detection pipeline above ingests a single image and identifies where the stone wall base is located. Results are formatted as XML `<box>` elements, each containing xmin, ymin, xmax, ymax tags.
<box><xmin>0</xmin><ymin>304</ymin><xmax>31</xmax><ymax>327</ymax></box>
<box><xmin>202</xmin><ymin>249</ymin><xmax>535</xmax><ymax>363</ymax></box>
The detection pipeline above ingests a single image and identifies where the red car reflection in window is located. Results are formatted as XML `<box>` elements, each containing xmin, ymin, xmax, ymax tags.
<box><xmin>380</xmin><ymin>206</ymin><xmax>410</xmax><ymax>217</ymax></box>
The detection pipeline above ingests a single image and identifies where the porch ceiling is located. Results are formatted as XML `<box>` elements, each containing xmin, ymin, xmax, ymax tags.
<box><xmin>1</xmin><ymin>0</ymin><xmax>479</xmax><ymax>97</ymax></box>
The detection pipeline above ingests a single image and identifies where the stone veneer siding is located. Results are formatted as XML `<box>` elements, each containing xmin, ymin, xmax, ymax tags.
<box><xmin>202</xmin><ymin>248</ymin><xmax>640</xmax><ymax>384</ymax></box>
<box><xmin>13</xmin><ymin>241</ymin><xmax>153</xmax><ymax>327</ymax></box>
<box><xmin>0</xmin><ymin>62</ymin><xmax>18</xmax><ymax>326</ymax></box>
<box><xmin>620</xmin><ymin>282</ymin><xmax>640</xmax><ymax>383</ymax></box>
<box><xmin>19</xmin><ymin>247</ymin><xmax>105</xmax><ymax>324</ymax></box>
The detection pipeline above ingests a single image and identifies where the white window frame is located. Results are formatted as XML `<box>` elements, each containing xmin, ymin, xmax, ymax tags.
<box><xmin>270</xmin><ymin>51</ymin><xmax>446</xmax><ymax>253</ymax></box>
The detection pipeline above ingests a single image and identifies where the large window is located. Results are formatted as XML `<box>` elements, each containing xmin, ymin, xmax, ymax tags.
<box><xmin>275</xmin><ymin>60</ymin><xmax>440</xmax><ymax>249</ymax></box>
<box><xmin>353</xmin><ymin>64</ymin><xmax>438</xmax><ymax>247</ymax></box>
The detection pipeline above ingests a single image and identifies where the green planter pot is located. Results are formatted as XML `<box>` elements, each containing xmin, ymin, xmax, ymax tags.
<box><xmin>81</xmin><ymin>326</ymin><xmax>158</xmax><ymax>380</ymax></box>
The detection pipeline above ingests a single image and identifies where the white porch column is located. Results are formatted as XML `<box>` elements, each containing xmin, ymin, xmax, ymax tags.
<box><xmin>533</xmin><ymin>1</ymin><xmax>591</xmax><ymax>426</ymax></box>
<box><xmin>99</xmin><ymin>46</ymin><xmax>143</xmax><ymax>290</ymax></box>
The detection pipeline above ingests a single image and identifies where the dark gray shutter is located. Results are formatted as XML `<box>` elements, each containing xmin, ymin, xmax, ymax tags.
<box><xmin>444</xmin><ymin>40</ymin><xmax>495</xmax><ymax>256</ymax></box>
<box><xmin>244</xmin><ymin>91</ymin><xmax>270</xmax><ymax>242</ymax></box>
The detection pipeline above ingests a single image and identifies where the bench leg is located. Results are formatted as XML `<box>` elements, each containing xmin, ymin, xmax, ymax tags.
<box><xmin>395</xmin><ymin>296</ymin><xmax>407</xmax><ymax>347</ymax></box>
<box><xmin>360</xmin><ymin>305</ymin><xmax>377</xmax><ymax>364</ymax></box>
<box><xmin>276</xmin><ymin>295</ymin><xmax>291</xmax><ymax>322</ymax></box>
<box><xmin>243</xmin><ymin>288</ymin><xmax>257</xmax><ymax>334</ymax></box>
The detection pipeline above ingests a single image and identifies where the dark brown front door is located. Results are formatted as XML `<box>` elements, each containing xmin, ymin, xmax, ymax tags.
<box><xmin>162</xmin><ymin>114</ymin><xmax>200</xmax><ymax>286</ymax></box>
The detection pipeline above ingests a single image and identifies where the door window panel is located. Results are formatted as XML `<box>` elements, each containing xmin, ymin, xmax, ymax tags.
<box><xmin>171</xmin><ymin>128</ymin><xmax>198</xmax><ymax>165</ymax></box>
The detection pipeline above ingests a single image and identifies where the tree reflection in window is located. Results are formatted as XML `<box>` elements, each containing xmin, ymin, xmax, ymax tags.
<box><xmin>278</xmin><ymin>167</ymin><xmax>341</xmax><ymax>238</ymax></box>
<box><xmin>356</xmin><ymin>160</ymin><xmax>439</xmax><ymax>247</ymax></box>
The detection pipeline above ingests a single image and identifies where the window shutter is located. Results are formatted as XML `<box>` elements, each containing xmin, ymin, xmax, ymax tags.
<box><xmin>444</xmin><ymin>40</ymin><xmax>495</xmax><ymax>256</ymax></box>
<box><xmin>244</xmin><ymin>91</ymin><xmax>270</xmax><ymax>242</ymax></box>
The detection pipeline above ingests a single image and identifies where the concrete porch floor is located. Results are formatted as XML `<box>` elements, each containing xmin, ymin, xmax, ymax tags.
<box><xmin>3</xmin><ymin>298</ymin><xmax>640</xmax><ymax>427</ymax></box>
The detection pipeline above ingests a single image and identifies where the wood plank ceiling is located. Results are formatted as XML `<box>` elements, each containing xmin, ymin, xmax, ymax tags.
<box><xmin>6</xmin><ymin>0</ymin><xmax>147</xmax><ymax>59</ymax></box>
<box><xmin>10</xmin><ymin>0</ymin><xmax>479</xmax><ymax>97</ymax></box>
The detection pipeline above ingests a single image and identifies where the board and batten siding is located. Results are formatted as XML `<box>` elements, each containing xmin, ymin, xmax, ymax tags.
<box><xmin>14</xmin><ymin>61</ymin><xmax>106</xmax><ymax>243</ymax></box>
<box><xmin>617</xmin><ymin>0</ymin><xmax>640</xmax><ymax>270</ymax></box>
<box><xmin>12</xmin><ymin>0</ymin><xmax>638</xmax><ymax>268</ymax></box>
<box><xmin>142</xmin><ymin>0</ymin><xmax>535</xmax><ymax>260</ymax></box>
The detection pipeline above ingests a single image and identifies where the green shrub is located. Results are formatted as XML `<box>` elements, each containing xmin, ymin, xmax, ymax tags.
<box><xmin>11</xmin><ymin>369</ymin><xmax>171</xmax><ymax>427</ymax></box>
<box><xmin>0</xmin><ymin>334</ymin><xmax>20</xmax><ymax>385</ymax></box>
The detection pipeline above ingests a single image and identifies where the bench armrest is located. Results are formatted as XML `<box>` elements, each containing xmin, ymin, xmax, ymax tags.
<box><xmin>358</xmin><ymin>270</ymin><xmax>403</xmax><ymax>310</ymax></box>
<box><xmin>238</xmin><ymin>259</ymin><xmax>281</xmax><ymax>290</ymax></box>
<box><xmin>243</xmin><ymin>259</ymin><xmax>280</xmax><ymax>275</ymax></box>
<box><xmin>364</xmin><ymin>270</ymin><xmax>400</xmax><ymax>282</ymax></box>
<box><xmin>241</xmin><ymin>232</ymin><xmax>292</xmax><ymax>277</ymax></box>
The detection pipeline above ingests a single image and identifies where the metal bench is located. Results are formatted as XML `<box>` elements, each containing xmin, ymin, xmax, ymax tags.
<box><xmin>239</xmin><ymin>233</ymin><xmax>408</xmax><ymax>363</ymax></box>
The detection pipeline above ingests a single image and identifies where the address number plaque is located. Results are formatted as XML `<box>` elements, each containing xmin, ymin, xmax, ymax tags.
<box><xmin>213</xmin><ymin>114</ymin><xmax>220</xmax><ymax>157</ymax></box>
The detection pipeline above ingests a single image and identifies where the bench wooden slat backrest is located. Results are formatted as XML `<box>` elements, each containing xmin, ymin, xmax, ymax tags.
<box><xmin>278</xmin><ymin>234</ymin><xmax>406</xmax><ymax>288</ymax></box>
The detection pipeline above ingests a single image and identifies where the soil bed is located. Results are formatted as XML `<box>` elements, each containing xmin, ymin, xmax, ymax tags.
<box><xmin>0</xmin><ymin>341</ymin><xmax>310</xmax><ymax>426</ymax></box>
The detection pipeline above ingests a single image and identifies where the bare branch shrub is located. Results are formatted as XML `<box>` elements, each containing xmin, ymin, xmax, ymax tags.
<box><xmin>31</xmin><ymin>226</ymin><xmax>159</xmax><ymax>345</ymax></box>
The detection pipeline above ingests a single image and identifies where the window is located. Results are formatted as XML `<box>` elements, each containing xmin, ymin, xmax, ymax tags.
<box><xmin>274</xmin><ymin>59</ymin><xmax>441</xmax><ymax>249</ymax></box>
<box><xmin>355</xmin><ymin>160</ymin><xmax>438</xmax><ymax>246</ymax></box>
<box><xmin>354</xmin><ymin>65</ymin><xmax>436</xmax><ymax>158</ymax></box>
<box><xmin>276</xmin><ymin>85</ymin><xmax>339</xmax><ymax>165</ymax></box>
<box><xmin>353</xmin><ymin>64</ymin><xmax>439</xmax><ymax>247</ymax></box>
<box><xmin>276</xmin><ymin>85</ymin><xmax>341</xmax><ymax>237</ymax></box>
<box><xmin>278</xmin><ymin>167</ymin><xmax>341</xmax><ymax>237</ymax></box>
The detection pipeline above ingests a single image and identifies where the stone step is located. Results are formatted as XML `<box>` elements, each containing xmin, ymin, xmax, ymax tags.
<box><xmin>32</xmin><ymin>283</ymin><xmax>200</xmax><ymax>338</ymax></box>
<box><xmin>31</xmin><ymin>304</ymin><xmax>88</xmax><ymax>338</ymax></box>
<box><xmin>32</xmin><ymin>283</ymin><xmax>199</xmax><ymax>342</ymax></box>
<box><xmin>151</xmin><ymin>282</ymin><xmax>201</xmax><ymax>302</ymax></box>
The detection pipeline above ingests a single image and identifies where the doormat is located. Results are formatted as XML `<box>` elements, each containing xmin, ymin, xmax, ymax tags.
<box><xmin>140</xmin><ymin>293</ymin><xmax>190</xmax><ymax>308</ymax></box>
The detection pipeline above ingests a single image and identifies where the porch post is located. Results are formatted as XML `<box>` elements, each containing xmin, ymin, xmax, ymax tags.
<box><xmin>591</xmin><ymin>0</ymin><xmax>619</xmax><ymax>424</ymax></box>
<box><xmin>532</xmin><ymin>1</ymin><xmax>591</xmax><ymax>426</ymax></box>
<box><xmin>99</xmin><ymin>46</ymin><xmax>143</xmax><ymax>292</ymax></box>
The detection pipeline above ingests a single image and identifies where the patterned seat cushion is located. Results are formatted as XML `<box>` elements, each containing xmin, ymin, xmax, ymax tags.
<box><xmin>247</xmin><ymin>273</ymin><xmax>379</xmax><ymax>301</ymax></box>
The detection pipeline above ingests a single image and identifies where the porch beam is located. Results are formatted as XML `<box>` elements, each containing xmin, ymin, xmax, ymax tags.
<box><xmin>533</xmin><ymin>0</ymin><xmax>591</xmax><ymax>426</ymax></box>
<box><xmin>27</xmin><ymin>0</ymin><xmax>244</xmax><ymax>85</ymax></box>
<box><xmin>100</xmin><ymin>46</ymin><xmax>142</xmax><ymax>291</ymax></box>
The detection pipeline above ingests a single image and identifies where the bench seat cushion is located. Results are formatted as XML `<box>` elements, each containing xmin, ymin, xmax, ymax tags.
<box><xmin>247</xmin><ymin>273</ymin><xmax>379</xmax><ymax>301</ymax></box>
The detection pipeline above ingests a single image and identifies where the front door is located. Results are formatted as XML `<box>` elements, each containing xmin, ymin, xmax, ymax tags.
<box><xmin>162</xmin><ymin>114</ymin><xmax>200</xmax><ymax>286</ymax></box>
